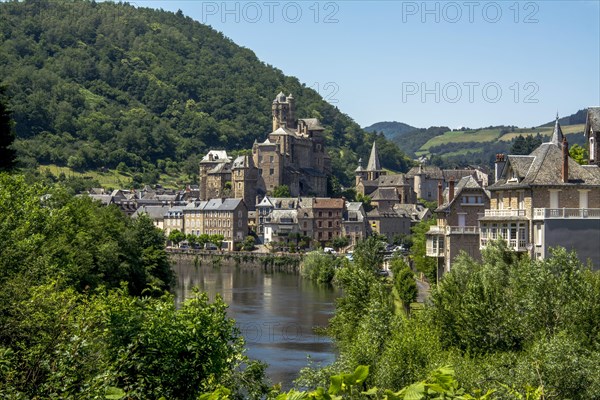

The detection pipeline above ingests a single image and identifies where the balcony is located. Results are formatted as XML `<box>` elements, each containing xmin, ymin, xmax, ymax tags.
<box><xmin>480</xmin><ymin>238</ymin><xmax>528</xmax><ymax>252</ymax></box>
<box><xmin>483</xmin><ymin>209</ymin><xmax>527</xmax><ymax>218</ymax></box>
<box><xmin>426</xmin><ymin>237</ymin><xmax>444</xmax><ymax>257</ymax></box>
<box><xmin>427</xmin><ymin>226</ymin><xmax>480</xmax><ymax>235</ymax></box>
<box><xmin>533</xmin><ymin>208</ymin><xmax>600</xmax><ymax>220</ymax></box>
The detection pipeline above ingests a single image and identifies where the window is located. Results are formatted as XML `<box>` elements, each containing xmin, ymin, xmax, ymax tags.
<box><xmin>270</xmin><ymin>155</ymin><xmax>274</xmax><ymax>163</ymax></box>
<box><xmin>328</xmin><ymin>221</ymin><xmax>332</xmax><ymax>228</ymax></box>
<box><xmin>269</xmin><ymin>168</ymin><xmax>274</xmax><ymax>175</ymax></box>
<box><xmin>328</xmin><ymin>211</ymin><xmax>332</xmax><ymax>217</ymax></box>
<box><xmin>549</xmin><ymin>190</ymin><xmax>559</xmax><ymax>209</ymax></box>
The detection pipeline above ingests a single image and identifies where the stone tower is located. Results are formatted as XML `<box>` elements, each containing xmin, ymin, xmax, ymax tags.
<box><xmin>272</xmin><ymin>92</ymin><xmax>296</xmax><ymax>131</ymax></box>
<box><xmin>232</xmin><ymin>154</ymin><xmax>258</xmax><ymax>211</ymax></box>
<box><xmin>355</xmin><ymin>158</ymin><xmax>367</xmax><ymax>186</ymax></box>
<box><xmin>585</xmin><ymin>107</ymin><xmax>600</xmax><ymax>166</ymax></box>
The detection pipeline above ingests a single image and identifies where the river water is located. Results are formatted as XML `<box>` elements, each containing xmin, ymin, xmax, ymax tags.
<box><xmin>172</xmin><ymin>260</ymin><xmax>339</xmax><ymax>388</ymax></box>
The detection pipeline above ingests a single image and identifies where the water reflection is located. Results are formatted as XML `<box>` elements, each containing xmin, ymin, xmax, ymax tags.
<box><xmin>173</xmin><ymin>260</ymin><xmax>339</xmax><ymax>388</ymax></box>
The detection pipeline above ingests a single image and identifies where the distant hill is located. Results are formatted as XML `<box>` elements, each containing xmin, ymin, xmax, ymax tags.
<box><xmin>367</xmin><ymin>108</ymin><xmax>588</xmax><ymax>168</ymax></box>
<box><xmin>363</xmin><ymin>121</ymin><xmax>417</xmax><ymax>139</ymax></box>
<box><xmin>0</xmin><ymin>1</ymin><xmax>411</xmax><ymax>188</ymax></box>
<box><xmin>540</xmin><ymin>109</ymin><xmax>588</xmax><ymax>127</ymax></box>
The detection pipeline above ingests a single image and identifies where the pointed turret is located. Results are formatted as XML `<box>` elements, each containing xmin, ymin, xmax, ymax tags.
<box><xmin>551</xmin><ymin>113</ymin><xmax>564</xmax><ymax>146</ymax></box>
<box><xmin>366</xmin><ymin>142</ymin><xmax>382</xmax><ymax>171</ymax></box>
<box><xmin>355</xmin><ymin>157</ymin><xmax>364</xmax><ymax>172</ymax></box>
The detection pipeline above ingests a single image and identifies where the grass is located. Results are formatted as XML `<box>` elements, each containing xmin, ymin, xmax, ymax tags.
<box><xmin>38</xmin><ymin>165</ymin><xmax>190</xmax><ymax>190</ymax></box>
<box><xmin>417</xmin><ymin>124</ymin><xmax>586</xmax><ymax>155</ymax></box>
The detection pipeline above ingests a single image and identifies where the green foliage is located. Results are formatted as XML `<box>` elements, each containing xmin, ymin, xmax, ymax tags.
<box><xmin>168</xmin><ymin>229</ymin><xmax>186</xmax><ymax>245</ymax></box>
<box><xmin>0</xmin><ymin>87</ymin><xmax>17</xmax><ymax>172</ymax></box>
<box><xmin>0</xmin><ymin>173</ymin><xmax>173</xmax><ymax>295</ymax></box>
<box><xmin>390</xmin><ymin>258</ymin><xmax>417</xmax><ymax>316</ymax></box>
<box><xmin>301</xmin><ymin>239</ymin><xmax>600</xmax><ymax>399</ymax></box>
<box><xmin>510</xmin><ymin>134</ymin><xmax>543</xmax><ymax>155</ymax></box>
<box><xmin>241</xmin><ymin>235</ymin><xmax>256</xmax><ymax>251</ymax></box>
<box><xmin>0</xmin><ymin>1</ymin><xmax>410</xmax><ymax>186</ymax></box>
<box><xmin>410</xmin><ymin>218</ymin><xmax>437</xmax><ymax>282</ymax></box>
<box><xmin>272</xmin><ymin>185</ymin><xmax>292</xmax><ymax>197</ymax></box>
<box><xmin>0</xmin><ymin>284</ymin><xmax>258</xmax><ymax>399</ymax></box>
<box><xmin>331</xmin><ymin>236</ymin><xmax>350</xmax><ymax>251</ymax></box>
<box><xmin>569</xmin><ymin>143</ymin><xmax>588</xmax><ymax>165</ymax></box>
<box><xmin>300</xmin><ymin>251</ymin><xmax>338</xmax><ymax>284</ymax></box>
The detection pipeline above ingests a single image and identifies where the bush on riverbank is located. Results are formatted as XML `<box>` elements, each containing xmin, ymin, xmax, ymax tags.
<box><xmin>300</xmin><ymin>251</ymin><xmax>343</xmax><ymax>284</ymax></box>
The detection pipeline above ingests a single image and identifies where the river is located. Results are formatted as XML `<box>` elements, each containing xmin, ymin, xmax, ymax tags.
<box><xmin>172</xmin><ymin>259</ymin><xmax>339</xmax><ymax>388</ymax></box>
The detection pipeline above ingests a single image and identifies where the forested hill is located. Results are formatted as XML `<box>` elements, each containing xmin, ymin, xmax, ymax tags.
<box><xmin>0</xmin><ymin>1</ymin><xmax>410</xmax><ymax>186</ymax></box>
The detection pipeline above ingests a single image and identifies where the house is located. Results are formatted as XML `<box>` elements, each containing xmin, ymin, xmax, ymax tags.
<box><xmin>163</xmin><ymin>206</ymin><xmax>184</xmax><ymax>236</ymax></box>
<box><xmin>264</xmin><ymin>209</ymin><xmax>299</xmax><ymax>245</ymax></box>
<box><xmin>342</xmin><ymin>202</ymin><xmax>369</xmax><ymax>246</ymax></box>
<box><xmin>406</xmin><ymin>164</ymin><xmax>488</xmax><ymax>202</ymax></box>
<box><xmin>367</xmin><ymin>207</ymin><xmax>412</xmax><ymax>242</ymax></box>
<box><xmin>255</xmin><ymin>197</ymin><xmax>299</xmax><ymax>241</ymax></box>
<box><xmin>202</xmin><ymin>198</ymin><xmax>248</xmax><ymax>251</ymax></box>
<box><xmin>426</xmin><ymin>176</ymin><xmax>491</xmax><ymax>279</ymax></box>
<box><xmin>298</xmin><ymin>197</ymin><xmax>345</xmax><ymax>245</ymax></box>
<box><xmin>131</xmin><ymin>205</ymin><xmax>170</xmax><ymax>230</ymax></box>
<box><xmin>479</xmin><ymin>114</ymin><xmax>600</xmax><ymax>268</ymax></box>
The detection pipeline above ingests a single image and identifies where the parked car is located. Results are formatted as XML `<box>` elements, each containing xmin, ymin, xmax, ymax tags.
<box><xmin>323</xmin><ymin>247</ymin><xmax>337</xmax><ymax>255</ymax></box>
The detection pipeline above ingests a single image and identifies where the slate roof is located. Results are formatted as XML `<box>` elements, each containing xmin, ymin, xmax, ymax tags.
<box><xmin>203</xmin><ymin>198</ymin><xmax>244</xmax><ymax>211</ymax></box>
<box><xmin>585</xmin><ymin>107</ymin><xmax>600</xmax><ymax>136</ymax></box>
<box><xmin>489</xmin><ymin>142</ymin><xmax>600</xmax><ymax>190</ymax></box>
<box><xmin>271</xmin><ymin>126</ymin><xmax>299</xmax><ymax>138</ymax></box>
<box><xmin>298</xmin><ymin>118</ymin><xmax>324</xmax><ymax>131</ymax></box>
<box><xmin>406</xmin><ymin>165</ymin><xmax>444</xmax><ymax>179</ymax></box>
<box><xmin>435</xmin><ymin>176</ymin><xmax>489</xmax><ymax>212</ymax></box>
<box><xmin>201</xmin><ymin>150</ymin><xmax>230</xmax><ymax>163</ymax></box>
<box><xmin>232</xmin><ymin>155</ymin><xmax>255</xmax><ymax>169</ymax></box>
<box><xmin>132</xmin><ymin>205</ymin><xmax>170</xmax><ymax>220</ymax></box>
<box><xmin>377</xmin><ymin>174</ymin><xmax>407</xmax><ymax>186</ymax></box>
<box><xmin>366</xmin><ymin>142</ymin><xmax>382</xmax><ymax>171</ymax></box>
<box><xmin>394</xmin><ymin>203</ymin><xmax>432</xmax><ymax>222</ymax></box>
<box><xmin>267</xmin><ymin>209</ymin><xmax>298</xmax><ymax>224</ymax></box>
<box><xmin>371</xmin><ymin>187</ymin><xmax>399</xmax><ymax>201</ymax></box>
<box><xmin>550</xmin><ymin>116</ymin><xmax>564</xmax><ymax>145</ymax></box>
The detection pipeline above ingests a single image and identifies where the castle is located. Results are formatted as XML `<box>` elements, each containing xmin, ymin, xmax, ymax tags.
<box><xmin>198</xmin><ymin>92</ymin><xmax>331</xmax><ymax>209</ymax></box>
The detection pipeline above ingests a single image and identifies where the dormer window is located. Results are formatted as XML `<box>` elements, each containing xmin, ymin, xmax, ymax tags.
<box><xmin>507</xmin><ymin>168</ymin><xmax>518</xmax><ymax>183</ymax></box>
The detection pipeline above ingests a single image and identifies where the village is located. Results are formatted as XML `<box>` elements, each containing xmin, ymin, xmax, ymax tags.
<box><xmin>84</xmin><ymin>93</ymin><xmax>600</xmax><ymax>276</ymax></box>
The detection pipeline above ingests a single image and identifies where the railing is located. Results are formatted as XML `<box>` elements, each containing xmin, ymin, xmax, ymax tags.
<box><xmin>484</xmin><ymin>209</ymin><xmax>527</xmax><ymax>218</ymax></box>
<box><xmin>427</xmin><ymin>226</ymin><xmax>480</xmax><ymax>235</ymax></box>
<box><xmin>425</xmin><ymin>244</ymin><xmax>444</xmax><ymax>257</ymax></box>
<box><xmin>533</xmin><ymin>208</ymin><xmax>600</xmax><ymax>220</ymax></box>
<box><xmin>447</xmin><ymin>226</ymin><xmax>479</xmax><ymax>234</ymax></box>
<box><xmin>480</xmin><ymin>238</ymin><xmax>528</xmax><ymax>252</ymax></box>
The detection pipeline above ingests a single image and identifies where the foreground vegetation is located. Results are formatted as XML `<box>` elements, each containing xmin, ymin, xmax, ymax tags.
<box><xmin>293</xmin><ymin>239</ymin><xmax>600</xmax><ymax>399</ymax></box>
<box><xmin>0</xmin><ymin>173</ymin><xmax>268</xmax><ymax>399</ymax></box>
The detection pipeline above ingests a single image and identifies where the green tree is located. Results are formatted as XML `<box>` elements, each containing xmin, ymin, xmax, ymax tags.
<box><xmin>331</xmin><ymin>235</ymin><xmax>349</xmax><ymax>251</ymax></box>
<box><xmin>300</xmin><ymin>251</ymin><xmax>337</xmax><ymax>284</ymax></box>
<box><xmin>410</xmin><ymin>217</ymin><xmax>437</xmax><ymax>283</ymax></box>
<box><xmin>569</xmin><ymin>143</ymin><xmax>588</xmax><ymax>165</ymax></box>
<box><xmin>391</xmin><ymin>258</ymin><xmax>418</xmax><ymax>316</ymax></box>
<box><xmin>0</xmin><ymin>88</ymin><xmax>16</xmax><ymax>172</ymax></box>
<box><xmin>168</xmin><ymin>229</ymin><xmax>186</xmax><ymax>246</ymax></box>
<box><xmin>271</xmin><ymin>185</ymin><xmax>291</xmax><ymax>197</ymax></box>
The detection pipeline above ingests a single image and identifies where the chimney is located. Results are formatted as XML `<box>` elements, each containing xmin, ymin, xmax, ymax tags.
<box><xmin>562</xmin><ymin>137</ymin><xmax>569</xmax><ymax>183</ymax></box>
<box><xmin>494</xmin><ymin>153</ymin><xmax>506</xmax><ymax>183</ymax></box>
<box><xmin>449</xmin><ymin>177</ymin><xmax>455</xmax><ymax>202</ymax></box>
<box><xmin>437</xmin><ymin>181</ymin><xmax>443</xmax><ymax>205</ymax></box>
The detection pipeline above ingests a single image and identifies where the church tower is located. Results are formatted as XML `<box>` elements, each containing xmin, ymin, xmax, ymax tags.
<box><xmin>232</xmin><ymin>154</ymin><xmax>258</xmax><ymax>211</ymax></box>
<box><xmin>585</xmin><ymin>107</ymin><xmax>600</xmax><ymax>166</ymax></box>
<box><xmin>272</xmin><ymin>92</ymin><xmax>296</xmax><ymax>131</ymax></box>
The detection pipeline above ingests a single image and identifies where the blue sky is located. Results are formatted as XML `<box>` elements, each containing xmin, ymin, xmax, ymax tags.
<box><xmin>136</xmin><ymin>1</ymin><xmax>600</xmax><ymax>129</ymax></box>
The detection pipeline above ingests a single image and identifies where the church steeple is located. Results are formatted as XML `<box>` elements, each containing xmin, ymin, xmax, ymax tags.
<box><xmin>366</xmin><ymin>142</ymin><xmax>384</xmax><ymax>181</ymax></box>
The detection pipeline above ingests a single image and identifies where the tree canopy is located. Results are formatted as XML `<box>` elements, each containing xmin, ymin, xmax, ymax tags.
<box><xmin>0</xmin><ymin>1</ymin><xmax>411</xmax><ymax>186</ymax></box>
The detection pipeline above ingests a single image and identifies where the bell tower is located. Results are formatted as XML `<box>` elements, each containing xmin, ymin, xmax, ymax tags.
<box><xmin>585</xmin><ymin>107</ymin><xmax>600</xmax><ymax>166</ymax></box>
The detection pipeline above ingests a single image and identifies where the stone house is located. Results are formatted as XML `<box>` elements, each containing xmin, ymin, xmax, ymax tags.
<box><xmin>298</xmin><ymin>197</ymin><xmax>345</xmax><ymax>245</ymax></box>
<box><xmin>163</xmin><ymin>206</ymin><xmax>184</xmax><ymax>236</ymax></box>
<box><xmin>405</xmin><ymin>164</ymin><xmax>488</xmax><ymax>203</ymax></box>
<box><xmin>342</xmin><ymin>202</ymin><xmax>369</xmax><ymax>246</ymax></box>
<box><xmin>255</xmin><ymin>197</ymin><xmax>299</xmax><ymax>242</ymax></box>
<box><xmin>479</xmin><ymin>115</ymin><xmax>600</xmax><ymax>268</ymax></box>
<box><xmin>131</xmin><ymin>205</ymin><xmax>170</xmax><ymax>230</ymax></box>
<box><xmin>366</xmin><ymin>207</ymin><xmax>412</xmax><ymax>242</ymax></box>
<box><xmin>202</xmin><ymin>198</ymin><xmax>248</xmax><ymax>251</ymax></box>
<box><xmin>426</xmin><ymin>176</ymin><xmax>490</xmax><ymax>279</ymax></box>
<box><xmin>263</xmin><ymin>209</ymin><xmax>299</xmax><ymax>245</ymax></box>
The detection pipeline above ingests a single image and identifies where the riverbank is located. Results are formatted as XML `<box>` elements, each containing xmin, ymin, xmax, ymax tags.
<box><xmin>167</xmin><ymin>248</ymin><xmax>303</xmax><ymax>273</ymax></box>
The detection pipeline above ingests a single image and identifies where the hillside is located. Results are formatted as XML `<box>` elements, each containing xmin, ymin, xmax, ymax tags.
<box><xmin>365</xmin><ymin>109</ymin><xmax>588</xmax><ymax>167</ymax></box>
<box><xmin>0</xmin><ymin>1</ymin><xmax>411</xmax><ymax>188</ymax></box>
<box><xmin>363</xmin><ymin>121</ymin><xmax>417</xmax><ymax>139</ymax></box>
